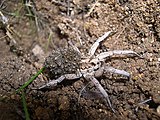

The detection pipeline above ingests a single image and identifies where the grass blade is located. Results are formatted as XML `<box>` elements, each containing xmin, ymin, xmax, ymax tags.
<box><xmin>16</xmin><ymin>67</ymin><xmax>45</xmax><ymax>93</ymax></box>
<box><xmin>21</xmin><ymin>90</ymin><xmax>30</xmax><ymax>120</ymax></box>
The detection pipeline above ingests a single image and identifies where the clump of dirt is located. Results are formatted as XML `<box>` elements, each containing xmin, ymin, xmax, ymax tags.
<box><xmin>0</xmin><ymin>0</ymin><xmax>160</xmax><ymax>120</ymax></box>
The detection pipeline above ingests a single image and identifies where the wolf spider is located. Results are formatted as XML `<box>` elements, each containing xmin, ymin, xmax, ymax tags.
<box><xmin>39</xmin><ymin>31</ymin><xmax>140</xmax><ymax>112</ymax></box>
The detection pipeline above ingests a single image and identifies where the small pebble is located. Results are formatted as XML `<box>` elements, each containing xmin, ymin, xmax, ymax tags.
<box><xmin>32</xmin><ymin>45</ymin><xmax>44</xmax><ymax>62</ymax></box>
<box><xmin>157</xmin><ymin>105</ymin><xmax>160</xmax><ymax>115</ymax></box>
<box><xmin>128</xmin><ymin>99</ymin><xmax>135</xmax><ymax>105</ymax></box>
<box><xmin>149</xmin><ymin>58</ymin><xmax>153</xmax><ymax>62</ymax></box>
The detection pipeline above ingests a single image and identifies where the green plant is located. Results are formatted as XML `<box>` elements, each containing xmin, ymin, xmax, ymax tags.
<box><xmin>16</xmin><ymin>67</ymin><xmax>45</xmax><ymax>93</ymax></box>
<box><xmin>16</xmin><ymin>67</ymin><xmax>45</xmax><ymax>120</ymax></box>
<box><xmin>21</xmin><ymin>90</ymin><xmax>30</xmax><ymax>120</ymax></box>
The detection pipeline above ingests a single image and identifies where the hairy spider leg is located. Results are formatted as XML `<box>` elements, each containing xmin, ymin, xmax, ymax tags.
<box><xmin>39</xmin><ymin>73</ymin><xmax>82</xmax><ymax>89</ymax></box>
<box><xmin>84</xmin><ymin>75</ymin><xmax>116</xmax><ymax>113</ymax></box>
<box><xmin>90</xmin><ymin>50</ymin><xmax>141</xmax><ymax>63</ymax></box>
<box><xmin>89</xmin><ymin>31</ymin><xmax>112</xmax><ymax>56</ymax></box>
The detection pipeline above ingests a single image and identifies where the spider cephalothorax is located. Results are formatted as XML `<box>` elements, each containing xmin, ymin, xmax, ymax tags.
<box><xmin>40</xmin><ymin>31</ymin><xmax>141</xmax><ymax>112</ymax></box>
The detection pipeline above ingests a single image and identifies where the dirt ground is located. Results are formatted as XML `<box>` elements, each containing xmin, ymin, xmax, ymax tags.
<box><xmin>0</xmin><ymin>0</ymin><xmax>160</xmax><ymax>120</ymax></box>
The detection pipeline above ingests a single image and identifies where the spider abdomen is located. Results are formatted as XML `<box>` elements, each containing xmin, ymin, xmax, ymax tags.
<box><xmin>44</xmin><ymin>47</ymin><xmax>81</xmax><ymax>79</ymax></box>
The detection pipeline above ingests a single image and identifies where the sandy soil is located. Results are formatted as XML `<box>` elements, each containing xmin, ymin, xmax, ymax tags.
<box><xmin>0</xmin><ymin>0</ymin><xmax>160</xmax><ymax>120</ymax></box>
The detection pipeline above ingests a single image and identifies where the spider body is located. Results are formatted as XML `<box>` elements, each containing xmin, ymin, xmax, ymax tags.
<box><xmin>40</xmin><ymin>31</ymin><xmax>140</xmax><ymax>112</ymax></box>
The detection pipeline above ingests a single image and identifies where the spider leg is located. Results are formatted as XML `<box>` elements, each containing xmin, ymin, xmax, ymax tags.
<box><xmin>84</xmin><ymin>75</ymin><xmax>116</xmax><ymax>113</ymax></box>
<box><xmin>78</xmin><ymin>82</ymin><xmax>90</xmax><ymax>103</ymax></box>
<box><xmin>90</xmin><ymin>50</ymin><xmax>141</xmax><ymax>63</ymax></box>
<box><xmin>39</xmin><ymin>73</ymin><xmax>82</xmax><ymax>89</ymax></box>
<box><xmin>89</xmin><ymin>31</ymin><xmax>112</xmax><ymax>56</ymax></box>
<box><xmin>94</xmin><ymin>66</ymin><xmax>130</xmax><ymax>78</ymax></box>
<box><xmin>104</xmin><ymin>66</ymin><xmax>130</xmax><ymax>78</ymax></box>
<box><xmin>68</xmin><ymin>41</ymin><xmax>81</xmax><ymax>55</ymax></box>
<box><xmin>38</xmin><ymin>76</ymin><xmax>65</xmax><ymax>89</ymax></box>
